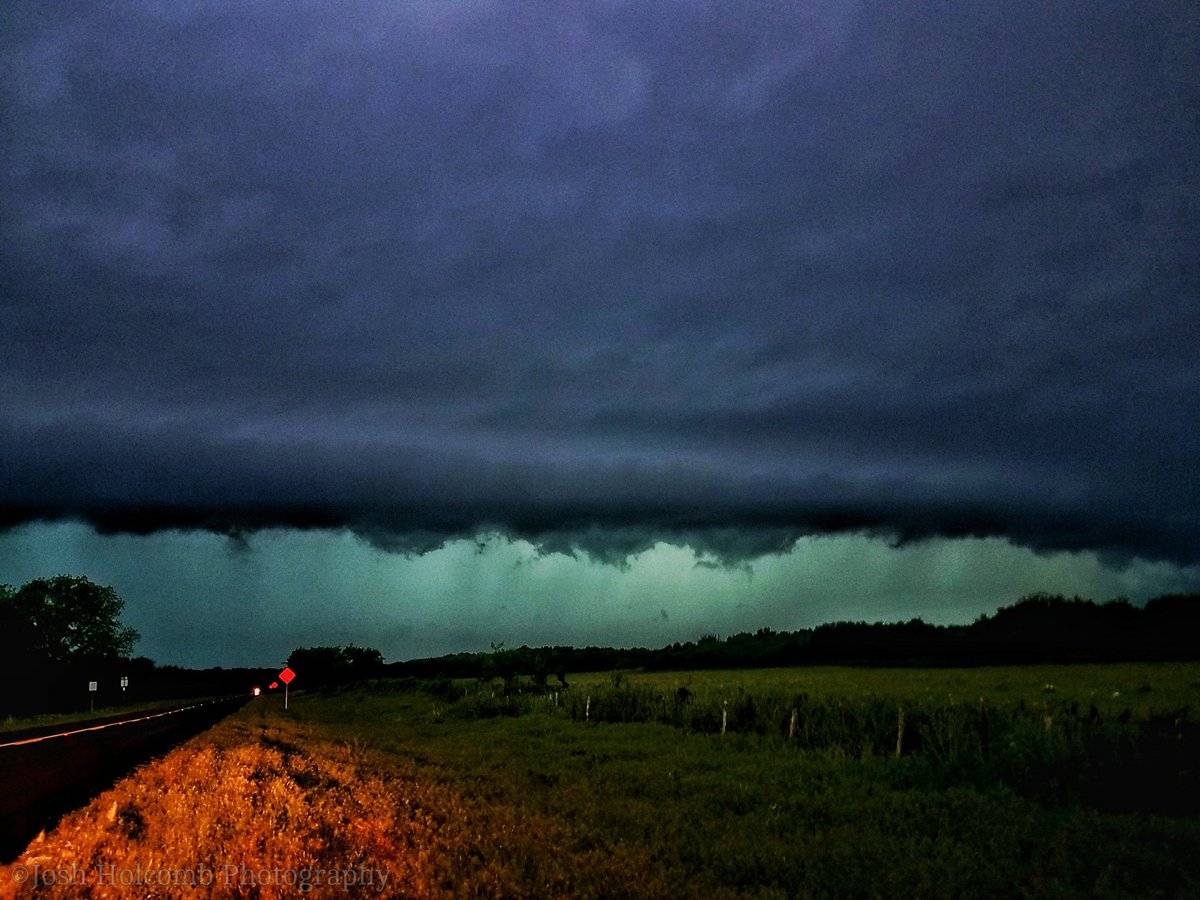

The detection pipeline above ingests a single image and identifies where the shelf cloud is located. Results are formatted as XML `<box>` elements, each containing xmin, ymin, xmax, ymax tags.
<box><xmin>3</xmin><ymin>1</ymin><xmax>1197</xmax><ymax>567</ymax></box>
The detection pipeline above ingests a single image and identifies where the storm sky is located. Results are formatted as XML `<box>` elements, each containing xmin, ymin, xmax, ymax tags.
<box><xmin>2</xmin><ymin>2</ymin><xmax>1197</xmax><ymax>664</ymax></box>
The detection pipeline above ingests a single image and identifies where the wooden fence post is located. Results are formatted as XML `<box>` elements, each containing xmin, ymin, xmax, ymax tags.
<box><xmin>895</xmin><ymin>708</ymin><xmax>906</xmax><ymax>757</ymax></box>
<box><xmin>721</xmin><ymin>700</ymin><xmax>728</xmax><ymax>736</ymax></box>
<box><xmin>979</xmin><ymin>697</ymin><xmax>990</xmax><ymax>756</ymax></box>
<box><xmin>788</xmin><ymin>708</ymin><xmax>798</xmax><ymax>741</ymax></box>
<box><xmin>585</xmin><ymin>695</ymin><xmax>591</xmax><ymax>722</ymax></box>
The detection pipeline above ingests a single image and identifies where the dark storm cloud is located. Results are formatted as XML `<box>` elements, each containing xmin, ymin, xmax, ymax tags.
<box><xmin>2</xmin><ymin>1</ymin><xmax>1197</xmax><ymax>565</ymax></box>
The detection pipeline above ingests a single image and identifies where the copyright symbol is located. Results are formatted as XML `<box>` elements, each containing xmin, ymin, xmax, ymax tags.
<box><xmin>12</xmin><ymin>865</ymin><xmax>29</xmax><ymax>883</ymax></box>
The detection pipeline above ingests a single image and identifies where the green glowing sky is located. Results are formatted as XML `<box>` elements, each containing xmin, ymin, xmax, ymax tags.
<box><xmin>1</xmin><ymin>524</ymin><xmax>1194</xmax><ymax>667</ymax></box>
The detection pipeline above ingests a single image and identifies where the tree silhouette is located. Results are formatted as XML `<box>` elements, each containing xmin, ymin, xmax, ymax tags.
<box><xmin>287</xmin><ymin>645</ymin><xmax>384</xmax><ymax>687</ymax></box>
<box><xmin>5</xmin><ymin>575</ymin><xmax>138</xmax><ymax>663</ymax></box>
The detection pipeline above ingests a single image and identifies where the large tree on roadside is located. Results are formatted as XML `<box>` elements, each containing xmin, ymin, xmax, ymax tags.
<box><xmin>5</xmin><ymin>575</ymin><xmax>139</xmax><ymax>663</ymax></box>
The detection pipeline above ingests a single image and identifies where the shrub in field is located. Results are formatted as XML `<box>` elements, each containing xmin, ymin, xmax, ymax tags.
<box><xmin>420</xmin><ymin>677</ymin><xmax>467</xmax><ymax>703</ymax></box>
<box><xmin>451</xmin><ymin>687</ymin><xmax>535</xmax><ymax>719</ymax></box>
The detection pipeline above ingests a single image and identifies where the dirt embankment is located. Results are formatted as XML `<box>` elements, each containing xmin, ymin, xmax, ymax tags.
<box><xmin>0</xmin><ymin>709</ymin><xmax>676</xmax><ymax>899</ymax></box>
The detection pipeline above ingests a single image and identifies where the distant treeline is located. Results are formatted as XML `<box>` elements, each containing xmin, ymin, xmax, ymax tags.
<box><xmin>1</xmin><ymin>576</ymin><xmax>276</xmax><ymax>717</ymax></box>
<box><xmin>389</xmin><ymin>593</ymin><xmax>1200</xmax><ymax>681</ymax></box>
<box><xmin>7</xmin><ymin>578</ymin><xmax>1200</xmax><ymax>717</ymax></box>
<box><xmin>0</xmin><ymin>653</ymin><xmax>279</xmax><ymax>718</ymax></box>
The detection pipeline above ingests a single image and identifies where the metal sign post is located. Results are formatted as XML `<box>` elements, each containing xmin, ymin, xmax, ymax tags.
<box><xmin>88</xmin><ymin>680</ymin><xmax>98</xmax><ymax>712</ymax></box>
<box><xmin>120</xmin><ymin>675</ymin><xmax>129</xmax><ymax>693</ymax></box>
<box><xmin>279</xmin><ymin>667</ymin><xmax>295</xmax><ymax>709</ymax></box>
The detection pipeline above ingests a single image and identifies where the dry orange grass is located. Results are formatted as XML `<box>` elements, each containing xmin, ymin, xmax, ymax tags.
<box><xmin>0</xmin><ymin>711</ymin><xmax>682</xmax><ymax>899</ymax></box>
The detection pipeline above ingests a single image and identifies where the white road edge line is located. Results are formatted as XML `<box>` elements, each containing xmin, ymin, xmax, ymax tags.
<box><xmin>0</xmin><ymin>699</ymin><xmax>226</xmax><ymax>750</ymax></box>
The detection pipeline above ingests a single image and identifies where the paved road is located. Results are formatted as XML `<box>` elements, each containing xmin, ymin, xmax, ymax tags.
<box><xmin>0</xmin><ymin>697</ymin><xmax>247</xmax><ymax>861</ymax></box>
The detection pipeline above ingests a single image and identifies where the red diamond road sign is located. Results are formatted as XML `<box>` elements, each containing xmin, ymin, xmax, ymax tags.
<box><xmin>279</xmin><ymin>667</ymin><xmax>295</xmax><ymax>685</ymax></box>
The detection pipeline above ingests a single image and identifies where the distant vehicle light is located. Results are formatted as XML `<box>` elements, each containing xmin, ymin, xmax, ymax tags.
<box><xmin>252</xmin><ymin>687</ymin><xmax>261</xmax><ymax>696</ymax></box>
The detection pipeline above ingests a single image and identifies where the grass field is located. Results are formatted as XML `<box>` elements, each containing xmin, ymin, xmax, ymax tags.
<box><xmin>3</xmin><ymin>664</ymin><xmax>1199</xmax><ymax>897</ymax></box>
<box><xmin>569</xmin><ymin>661</ymin><xmax>1200</xmax><ymax>715</ymax></box>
